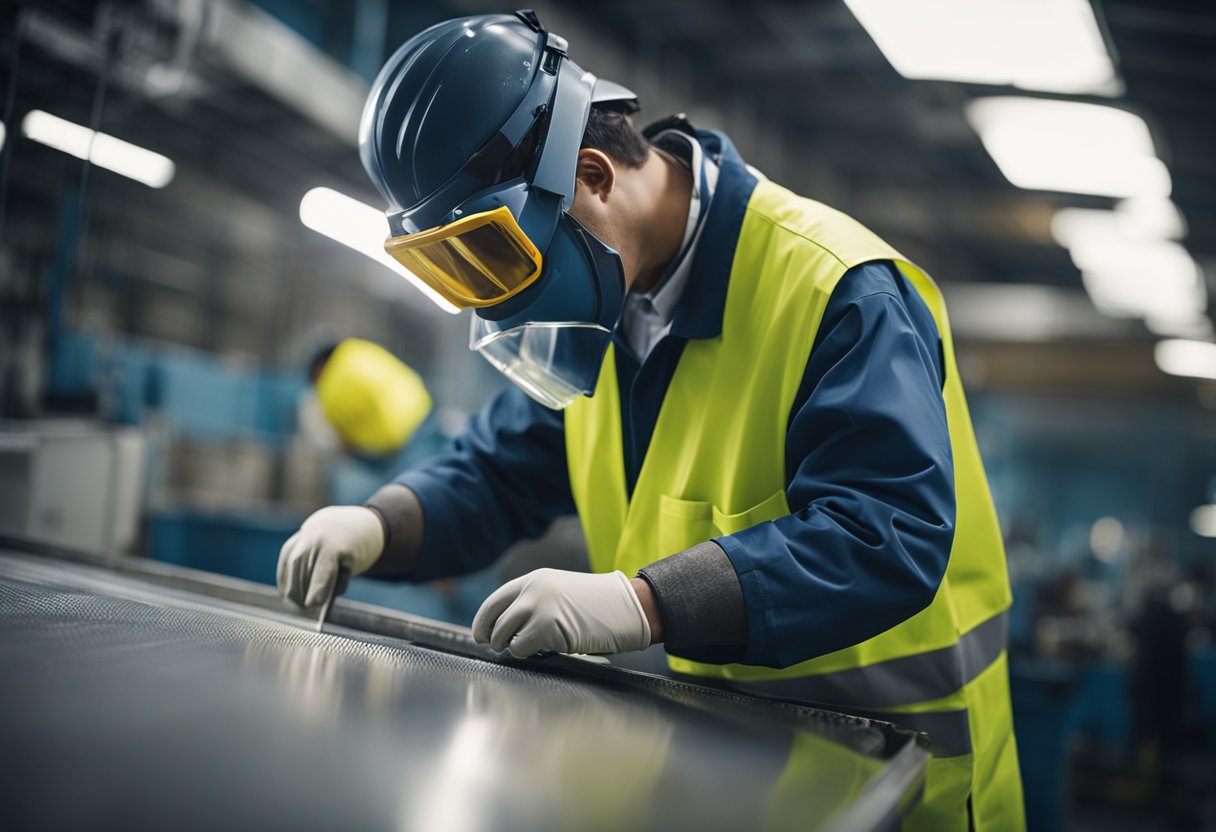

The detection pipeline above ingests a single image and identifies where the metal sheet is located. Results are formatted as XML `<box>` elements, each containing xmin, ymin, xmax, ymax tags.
<box><xmin>0</xmin><ymin>543</ymin><xmax>925</xmax><ymax>832</ymax></box>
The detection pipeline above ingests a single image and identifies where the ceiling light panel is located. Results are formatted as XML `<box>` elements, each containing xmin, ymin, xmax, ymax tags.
<box><xmin>844</xmin><ymin>0</ymin><xmax>1121</xmax><ymax>95</ymax></box>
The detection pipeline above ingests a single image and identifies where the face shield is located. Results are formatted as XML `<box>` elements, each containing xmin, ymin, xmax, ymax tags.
<box><xmin>470</xmin><ymin>320</ymin><xmax>612</xmax><ymax>410</ymax></box>
<box><xmin>468</xmin><ymin>208</ymin><xmax>626</xmax><ymax>408</ymax></box>
<box><xmin>380</xmin><ymin>119</ymin><xmax>631</xmax><ymax>413</ymax></box>
<box><xmin>369</xmin><ymin>10</ymin><xmax>638</xmax><ymax>409</ymax></box>
<box><xmin>385</xmin><ymin>189</ymin><xmax>626</xmax><ymax>411</ymax></box>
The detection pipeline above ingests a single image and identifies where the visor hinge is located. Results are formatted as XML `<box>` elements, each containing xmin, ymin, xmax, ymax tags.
<box><xmin>514</xmin><ymin>9</ymin><xmax>543</xmax><ymax>32</ymax></box>
<box><xmin>515</xmin><ymin>8</ymin><xmax>567</xmax><ymax>53</ymax></box>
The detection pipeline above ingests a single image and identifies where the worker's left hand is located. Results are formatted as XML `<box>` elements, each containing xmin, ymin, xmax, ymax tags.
<box><xmin>472</xmin><ymin>568</ymin><xmax>652</xmax><ymax>658</ymax></box>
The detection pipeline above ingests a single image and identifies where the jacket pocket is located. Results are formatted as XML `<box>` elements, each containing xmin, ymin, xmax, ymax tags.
<box><xmin>711</xmin><ymin>490</ymin><xmax>789</xmax><ymax>536</ymax></box>
<box><xmin>658</xmin><ymin>490</ymin><xmax>790</xmax><ymax>555</ymax></box>
<box><xmin>658</xmin><ymin>494</ymin><xmax>716</xmax><ymax>556</ymax></box>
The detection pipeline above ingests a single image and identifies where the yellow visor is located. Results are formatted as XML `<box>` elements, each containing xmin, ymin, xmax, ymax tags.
<box><xmin>384</xmin><ymin>205</ymin><xmax>543</xmax><ymax>309</ymax></box>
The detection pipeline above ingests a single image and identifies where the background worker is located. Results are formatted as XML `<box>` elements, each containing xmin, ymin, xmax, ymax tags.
<box><xmin>289</xmin><ymin>336</ymin><xmax>491</xmax><ymax>622</ymax></box>
<box><xmin>304</xmin><ymin>337</ymin><xmax>443</xmax><ymax>503</ymax></box>
<box><xmin>278</xmin><ymin>11</ymin><xmax>1023</xmax><ymax>829</ymax></box>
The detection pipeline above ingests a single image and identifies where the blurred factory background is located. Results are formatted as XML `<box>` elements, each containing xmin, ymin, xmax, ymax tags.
<box><xmin>1</xmin><ymin>1</ymin><xmax>1214</xmax><ymax>829</ymax></box>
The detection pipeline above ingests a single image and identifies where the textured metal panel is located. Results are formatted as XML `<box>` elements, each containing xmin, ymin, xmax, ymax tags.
<box><xmin>0</xmin><ymin>546</ymin><xmax>924</xmax><ymax>832</ymax></box>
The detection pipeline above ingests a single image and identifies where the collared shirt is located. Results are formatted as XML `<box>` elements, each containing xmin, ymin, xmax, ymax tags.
<box><xmin>620</xmin><ymin>130</ymin><xmax>719</xmax><ymax>362</ymax></box>
<box><xmin>388</xmin><ymin>130</ymin><xmax>954</xmax><ymax>666</ymax></box>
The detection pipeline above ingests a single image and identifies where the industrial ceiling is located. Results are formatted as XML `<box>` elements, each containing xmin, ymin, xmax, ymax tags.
<box><xmin>1</xmin><ymin>0</ymin><xmax>1213</xmax><ymax>397</ymax></box>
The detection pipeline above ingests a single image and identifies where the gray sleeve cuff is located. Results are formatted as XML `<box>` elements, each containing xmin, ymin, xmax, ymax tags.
<box><xmin>363</xmin><ymin>484</ymin><xmax>425</xmax><ymax>577</ymax></box>
<box><xmin>637</xmin><ymin>541</ymin><xmax>748</xmax><ymax>649</ymax></box>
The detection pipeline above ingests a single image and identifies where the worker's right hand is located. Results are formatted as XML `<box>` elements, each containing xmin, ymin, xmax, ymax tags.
<box><xmin>276</xmin><ymin>505</ymin><xmax>385</xmax><ymax>608</ymax></box>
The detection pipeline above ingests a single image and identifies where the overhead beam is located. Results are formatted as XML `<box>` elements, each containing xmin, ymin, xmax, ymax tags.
<box><xmin>202</xmin><ymin>1</ymin><xmax>369</xmax><ymax>146</ymax></box>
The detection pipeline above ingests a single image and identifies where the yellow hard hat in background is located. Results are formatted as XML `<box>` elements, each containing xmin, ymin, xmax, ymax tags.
<box><xmin>315</xmin><ymin>338</ymin><xmax>432</xmax><ymax>456</ymax></box>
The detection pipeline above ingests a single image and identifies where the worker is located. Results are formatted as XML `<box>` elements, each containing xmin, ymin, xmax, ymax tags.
<box><xmin>303</xmin><ymin>337</ymin><xmax>449</xmax><ymax>501</ymax></box>
<box><xmin>277</xmin><ymin>10</ymin><xmax>1023</xmax><ymax>829</ymax></box>
<box><xmin>307</xmin><ymin>337</ymin><xmax>433</xmax><ymax>462</ymax></box>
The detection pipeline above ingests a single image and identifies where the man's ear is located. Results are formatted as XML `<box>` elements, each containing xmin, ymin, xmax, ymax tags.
<box><xmin>574</xmin><ymin>148</ymin><xmax>616</xmax><ymax>201</ymax></box>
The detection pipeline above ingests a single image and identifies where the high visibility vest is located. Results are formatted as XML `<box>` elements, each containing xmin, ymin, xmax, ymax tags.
<box><xmin>565</xmin><ymin>179</ymin><xmax>1025</xmax><ymax>830</ymax></box>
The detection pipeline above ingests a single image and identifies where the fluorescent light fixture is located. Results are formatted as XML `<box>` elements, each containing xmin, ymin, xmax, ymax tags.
<box><xmin>0</xmin><ymin>120</ymin><xmax>5</xmax><ymax>152</ymax></box>
<box><xmin>1053</xmin><ymin>199</ymin><xmax>1187</xmax><ymax>246</ymax></box>
<box><xmin>1155</xmin><ymin>339</ymin><xmax>1216</xmax><ymax>382</ymax></box>
<box><xmin>1080</xmin><ymin>266</ymin><xmax>1204</xmax><ymax>326</ymax></box>
<box><xmin>843</xmin><ymin>0</ymin><xmax>1120</xmax><ymax>95</ymax></box>
<box><xmin>1053</xmin><ymin>211</ymin><xmax>1196</xmax><ymax>276</ymax></box>
<box><xmin>1052</xmin><ymin>207</ymin><xmax>1206</xmax><ymax>327</ymax></box>
<box><xmin>1052</xmin><ymin>208</ymin><xmax>1124</xmax><ymax>251</ymax></box>
<box><xmin>1077</xmin><ymin>242</ymin><xmax>1204</xmax><ymax>324</ymax></box>
<box><xmin>21</xmin><ymin>110</ymin><xmax>175</xmax><ymax>189</ymax></box>
<box><xmin>299</xmin><ymin>187</ymin><xmax>458</xmax><ymax>314</ymax></box>
<box><xmin>941</xmin><ymin>283</ymin><xmax>1129</xmax><ymax>342</ymax></box>
<box><xmin>967</xmin><ymin>97</ymin><xmax>1170</xmax><ymax>199</ymax></box>
<box><xmin>1192</xmin><ymin>505</ymin><xmax>1216</xmax><ymax>538</ymax></box>
<box><xmin>1117</xmin><ymin>196</ymin><xmax>1186</xmax><ymax>242</ymax></box>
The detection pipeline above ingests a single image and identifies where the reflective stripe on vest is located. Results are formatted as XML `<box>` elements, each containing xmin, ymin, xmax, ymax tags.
<box><xmin>719</xmin><ymin>610</ymin><xmax>1008</xmax><ymax>711</ymax></box>
<box><xmin>688</xmin><ymin>612</ymin><xmax>1006</xmax><ymax>758</ymax></box>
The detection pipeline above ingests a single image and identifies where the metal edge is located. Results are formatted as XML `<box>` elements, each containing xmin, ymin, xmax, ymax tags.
<box><xmin>821</xmin><ymin>733</ymin><xmax>930</xmax><ymax>832</ymax></box>
<box><xmin>0</xmin><ymin>529</ymin><xmax>474</xmax><ymax>642</ymax></box>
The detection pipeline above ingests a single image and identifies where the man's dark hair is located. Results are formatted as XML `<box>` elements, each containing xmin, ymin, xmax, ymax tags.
<box><xmin>580</xmin><ymin>107</ymin><xmax>650</xmax><ymax>168</ymax></box>
<box><xmin>495</xmin><ymin>105</ymin><xmax>650</xmax><ymax>184</ymax></box>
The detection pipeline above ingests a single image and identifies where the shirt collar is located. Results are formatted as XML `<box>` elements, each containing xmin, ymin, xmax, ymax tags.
<box><xmin>631</xmin><ymin>129</ymin><xmax>716</xmax><ymax>323</ymax></box>
<box><xmin>668</xmin><ymin>129</ymin><xmax>759</xmax><ymax>341</ymax></box>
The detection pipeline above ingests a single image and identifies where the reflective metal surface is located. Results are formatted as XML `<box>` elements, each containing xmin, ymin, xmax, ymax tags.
<box><xmin>0</xmin><ymin>542</ymin><xmax>926</xmax><ymax>832</ymax></box>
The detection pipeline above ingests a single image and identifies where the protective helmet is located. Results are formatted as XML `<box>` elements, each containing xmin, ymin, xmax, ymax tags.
<box><xmin>359</xmin><ymin>9</ymin><xmax>640</xmax><ymax>409</ymax></box>
<box><xmin>315</xmin><ymin>338</ymin><xmax>432</xmax><ymax>456</ymax></box>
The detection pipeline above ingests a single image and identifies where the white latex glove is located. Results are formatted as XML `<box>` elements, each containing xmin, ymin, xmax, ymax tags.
<box><xmin>276</xmin><ymin>506</ymin><xmax>385</xmax><ymax>608</ymax></box>
<box><xmin>472</xmin><ymin>568</ymin><xmax>651</xmax><ymax>658</ymax></box>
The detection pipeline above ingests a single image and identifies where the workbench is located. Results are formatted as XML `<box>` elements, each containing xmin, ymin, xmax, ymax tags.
<box><xmin>0</xmin><ymin>534</ymin><xmax>927</xmax><ymax>831</ymax></box>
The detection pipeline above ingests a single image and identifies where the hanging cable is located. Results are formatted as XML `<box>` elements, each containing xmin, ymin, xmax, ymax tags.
<box><xmin>73</xmin><ymin>16</ymin><xmax>123</xmax><ymax>292</ymax></box>
<box><xmin>0</xmin><ymin>7</ymin><xmax>29</xmax><ymax>246</ymax></box>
